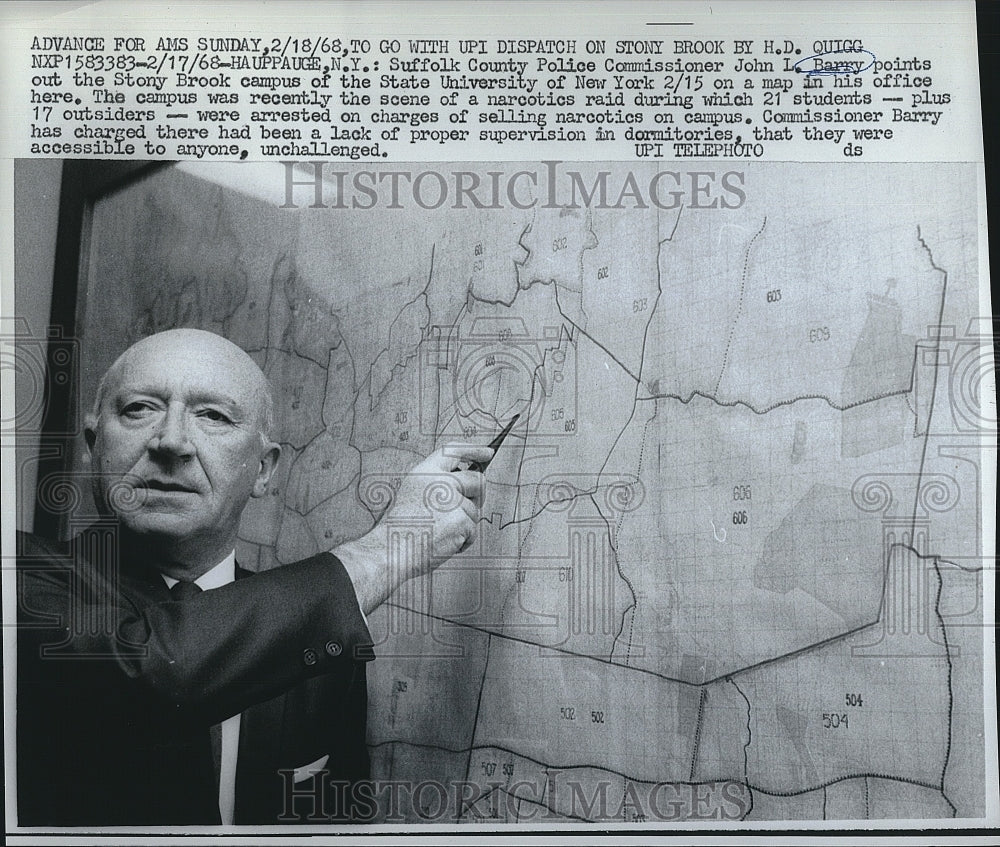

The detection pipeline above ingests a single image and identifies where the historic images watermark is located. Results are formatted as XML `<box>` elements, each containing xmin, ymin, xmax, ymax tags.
<box><xmin>277</xmin><ymin>773</ymin><xmax>751</xmax><ymax>823</ymax></box>
<box><xmin>279</xmin><ymin>160</ymin><xmax>747</xmax><ymax>211</ymax></box>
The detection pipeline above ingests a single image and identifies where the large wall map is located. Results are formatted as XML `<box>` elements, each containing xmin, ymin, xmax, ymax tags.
<box><xmin>78</xmin><ymin>161</ymin><xmax>991</xmax><ymax>824</ymax></box>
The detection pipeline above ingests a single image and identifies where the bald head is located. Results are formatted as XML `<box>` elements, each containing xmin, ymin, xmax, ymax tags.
<box><xmin>93</xmin><ymin>329</ymin><xmax>274</xmax><ymax>440</ymax></box>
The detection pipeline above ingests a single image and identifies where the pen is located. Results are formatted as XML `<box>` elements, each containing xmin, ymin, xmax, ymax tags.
<box><xmin>466</xmin><ymin>414</ymin><xmax>520</xmax><ymax>473</ymax></box>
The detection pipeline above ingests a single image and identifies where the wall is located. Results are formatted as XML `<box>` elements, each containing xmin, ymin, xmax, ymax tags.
<box><xmin>14</xmin><ymin>159</ymin><xmax>62</xmax><ymax>532</ymax></box>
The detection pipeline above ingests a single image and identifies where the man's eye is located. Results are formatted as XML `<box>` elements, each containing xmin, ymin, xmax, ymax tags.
<box><xmin>198</xmin><ymin>409</ymin><xmax>233</xmax><ymax>424</ymax></box>
<box><xmin>121</xmin><ymin>402</ymin><xmax>156</xmax><ymax>418</ymax></box>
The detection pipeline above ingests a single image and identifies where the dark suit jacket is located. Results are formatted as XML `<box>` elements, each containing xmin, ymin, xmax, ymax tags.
<box><xmin>16</xmin><ymin>525</ymin><xmax>376</xmax><ymax>826</ymax></box>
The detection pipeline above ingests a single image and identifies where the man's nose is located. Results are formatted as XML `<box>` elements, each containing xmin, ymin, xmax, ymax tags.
<box><xmin>150</xmin><ymin>403</ymin><xmax>194</xmax><ymax>457</ymax></box>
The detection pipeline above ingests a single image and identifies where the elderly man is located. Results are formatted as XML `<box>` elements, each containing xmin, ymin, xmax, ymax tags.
<box><xmin>16</xmin><ymin>328</ymin><xmax>492</xmax><ymax>826</ymax></box>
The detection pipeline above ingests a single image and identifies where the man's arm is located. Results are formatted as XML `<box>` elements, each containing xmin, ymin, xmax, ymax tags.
<box><xmin>17</xmin><ymin>533</ymin><xmax>370</xmax><ymax>724</ymax></box>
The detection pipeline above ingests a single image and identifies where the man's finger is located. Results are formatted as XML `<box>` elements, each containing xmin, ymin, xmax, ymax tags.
<box><xmin>431</xmin><ymin>443</ymin><xmax>495</xmax><ymax>471</ymax></box>
<box><xmin>457</xmin><ymin>512</ymin><xmax>478</xmax><ymax>551</ymax></box>
<box><xmin>450</xmin><ymin>470</ymin><xmax>485</xmax><ymax>502</ymax></box>
<box><xmin>457</xmin><ymin>496</ymin><xmax>479</xmax><ymax>526</ymax></box>
<box><xmin>458</xmin><ymin>530</ymin><xmax>477</xmax><ymax>553</ymax></box>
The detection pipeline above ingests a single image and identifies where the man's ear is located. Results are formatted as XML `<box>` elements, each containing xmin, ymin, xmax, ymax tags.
<box><xmin>252</xmin><ymin>440</ymin><xmax>282</xmax><ymax>498</ymax></box>
<box><xmin>83</xmin><ymin>413</ymin><xmax>98</xmax><ymax>458</ymax></box>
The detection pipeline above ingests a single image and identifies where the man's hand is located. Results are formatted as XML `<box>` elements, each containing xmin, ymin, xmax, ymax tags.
<box><xmin>333</xmin><ymin>443</ymin><xmax>494</xmax><ymax>615</ymax></box>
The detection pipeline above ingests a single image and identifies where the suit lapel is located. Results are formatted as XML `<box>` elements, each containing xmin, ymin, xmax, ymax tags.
<box><xmin>233</xmin><ymin>561</ymin><xmax>291</xmax><ymax>823</ymax></box>
<box><xmin>235</xmin><ymin>686</ymin><xmax>289</xmax><ymax>822</ymax></box>
<box><xmin>107</xmin><ymin>537</ymin><xmax>172</xmax><ymax>605</ymax></box>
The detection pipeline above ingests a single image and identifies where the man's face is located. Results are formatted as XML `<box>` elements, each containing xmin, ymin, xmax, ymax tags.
<box><xmin>85</xmin><ymin>331</ymin><xmax>279</xmax><ymax>565</ymax></box>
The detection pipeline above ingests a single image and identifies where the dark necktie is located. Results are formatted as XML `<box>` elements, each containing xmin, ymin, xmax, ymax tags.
<box><xmin>167</xmin><ymin>580</ymin><xmax>223</xmax><ymax>794</ymax></box>
<box><xmin>169</xmin><ymin>580</ymin><xmax>204</xmax><ymax>601</ymax></box>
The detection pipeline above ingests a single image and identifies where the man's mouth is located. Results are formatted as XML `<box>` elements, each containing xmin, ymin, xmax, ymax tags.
<box><xmin>141</xmin><ymin>479</ymin><xmax>197</xmax><ymax>493</ymax></box>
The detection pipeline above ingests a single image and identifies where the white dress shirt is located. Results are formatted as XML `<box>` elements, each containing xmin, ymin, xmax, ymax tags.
<box><xmin>162</xmin><ymin>552</ymin><xmax>240</xmax><ymax>826</ymax></box>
